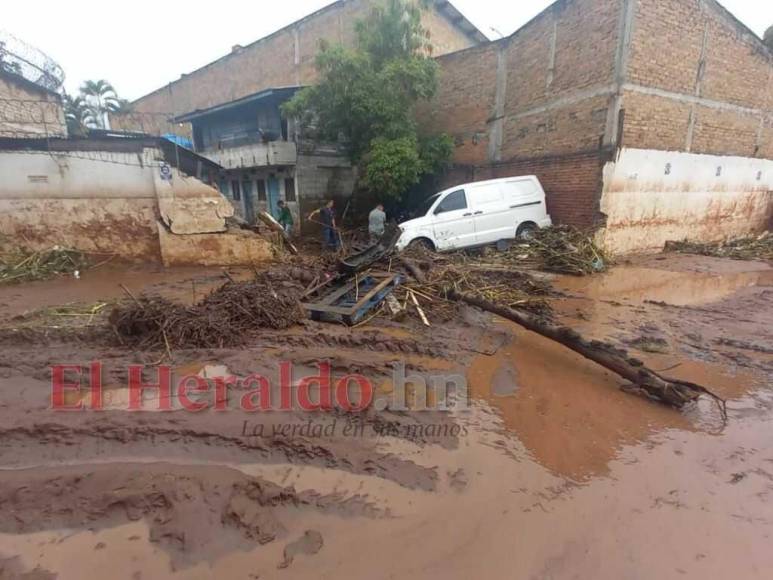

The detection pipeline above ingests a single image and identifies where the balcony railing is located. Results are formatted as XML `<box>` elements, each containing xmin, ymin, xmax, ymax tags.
<box><xmin>201</xmin><ymin>139</ymin><xmax>297</xmax><ymax>169</ymax></box>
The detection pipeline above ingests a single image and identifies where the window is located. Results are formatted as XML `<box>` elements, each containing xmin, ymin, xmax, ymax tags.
<box><xmin>231</xmin><ymin>180</ymin><xmax>242</xmax><ymax>201</ymax></box>
<box><xmin>284</xmin><ymin>178</ymin><xmax>296</xmax><ymax>202</ymax></box>
<box><xmin>256</xmin><ymin>179</ymin><xmax>267</xmax><ymax>201</ymax></box>
<box><xmin>435</xmin><ymin>190</ymin><xmax>466</xmax><ymax>214</ymax></box>
<box><xmin>416</xmin><ymin>194</ymin><xmax>440</xmax><ymax>217</ymax></box>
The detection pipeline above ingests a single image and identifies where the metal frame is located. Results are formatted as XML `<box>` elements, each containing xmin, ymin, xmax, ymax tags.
<box><xmin>301</xmin><ymin>271</ymin><xmax>401</xmax><ymax>325</ymax></box>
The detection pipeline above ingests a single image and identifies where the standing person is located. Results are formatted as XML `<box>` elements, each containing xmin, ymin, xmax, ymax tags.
<box><xmin>368</xmin><ymin>203</ymin><xmax>386</xmax><ymax>245</ymax></box>
<box><xmin>276</xmin><ymin>200</ymin><xmax>294</xmax><ymax>236</ymax></box>
<box><xmin>309</xmin><ymin>200</ymin><xmax>339</xmax><ymax>251</ymax></box>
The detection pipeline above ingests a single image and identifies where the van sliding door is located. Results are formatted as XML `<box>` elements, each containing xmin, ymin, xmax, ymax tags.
<box><xmin>471</xmin><ymin>184</ymin><xmax>510</xmax><ymax>245</ymax></box>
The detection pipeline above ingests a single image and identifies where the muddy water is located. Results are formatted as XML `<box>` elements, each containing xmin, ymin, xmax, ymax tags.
<box><xmin>559</xmin><ymin>263</ymin><xmax>773</xmax><ymax>306</ymax></box>
<box><xmin>1</xmin><ymin>255</ymin><xmax>772</xmax><ymax>579</ymax></box>
<box><xmin>0</xmin><ymin>265</ymin><xmax>250</xmax><ymax>321</ymax></box>
<box><xmin>3</xmin><ymin>400</ymin><xmax>773</xmax><ymax>580</ymax></box>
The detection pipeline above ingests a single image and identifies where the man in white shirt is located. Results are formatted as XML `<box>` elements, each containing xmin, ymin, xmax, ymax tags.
<box><xmin>368</xmin><ymin>203</ymin><xmax>386</xmax><ymax>245</ymax></box>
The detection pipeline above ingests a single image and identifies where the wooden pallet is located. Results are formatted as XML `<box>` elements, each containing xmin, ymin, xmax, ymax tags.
<box><xmin>301</xmin><ymin>271</ymin><xmax>401</xmax><ymax>325</ymax></box>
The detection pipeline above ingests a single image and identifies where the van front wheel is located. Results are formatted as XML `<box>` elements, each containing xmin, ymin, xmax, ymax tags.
<box><xmin>516</xmin><ymin>222</ymin><xmax>538</xmax><ymax>240</ymax></box>
<box><xmin>406</xmin><ymin>238</ymin><xmax>435</xmax><ymax>253</ymax></box>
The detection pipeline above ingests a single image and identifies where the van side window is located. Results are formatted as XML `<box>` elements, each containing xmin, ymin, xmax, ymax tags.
<box><xmin>435</xmin><ymin>190</ymin><xmax>467</xmax><ymax>214</ymax></box>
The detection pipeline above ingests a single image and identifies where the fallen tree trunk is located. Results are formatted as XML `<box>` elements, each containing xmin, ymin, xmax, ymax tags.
<box><xmin>449</xmin><ymin>289</ymin><xmax>726</xmax><ymax>416</ymax></box>
<box><xmin>399</xmin><ymin>257</ymin><xmax>427</xmax><ymax>284</ymax></box>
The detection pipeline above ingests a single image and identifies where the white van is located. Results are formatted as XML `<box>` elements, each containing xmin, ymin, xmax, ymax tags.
<box><xmin>396</xmin><ymin>175</ymin><xmax>552</xmax><ymax>252</ymax></box>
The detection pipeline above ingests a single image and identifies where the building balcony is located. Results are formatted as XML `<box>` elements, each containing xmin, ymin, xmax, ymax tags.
<box><xmin>200</xmin><ymin>140</ymin><xmax>297</xmax><ymax>169</ymax></box>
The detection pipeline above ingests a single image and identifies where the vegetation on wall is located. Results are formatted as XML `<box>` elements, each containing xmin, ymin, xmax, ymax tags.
<box><xmin>282</xmin><ymin>0</ymin><xmax>453</xmax><ymax>202</ymax></box>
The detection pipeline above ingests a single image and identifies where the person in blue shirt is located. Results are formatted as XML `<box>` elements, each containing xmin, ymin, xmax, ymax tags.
<box><xmin>308</xmin><ymin>200</ymin><xmax>339</xmax><ymax>250</ymax></box>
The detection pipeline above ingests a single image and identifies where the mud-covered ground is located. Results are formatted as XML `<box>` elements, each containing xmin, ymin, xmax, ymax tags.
<box><xmin>0</xmin><ymin>253</ymin><xmax>771</xmax><ymax>579</ymax></box>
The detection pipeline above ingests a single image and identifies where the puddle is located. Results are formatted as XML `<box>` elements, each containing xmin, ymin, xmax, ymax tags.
<box><xmin>0</xmin><ymin>266</ymin><xmax>252</xmax><ymax>322</ymax></box>
<box><xmin>557</xmin><ymin>266</ymin><xmax>773</xmax><ymax>307</ymax></box>
<box><xmin>65</xmin><ymin>363</ymin><xmax>234</xmax><ymax>411</ymax></box>
<box><xmin>467</xmin><ymin>321</ymin><xmax>759</xmax><ymax>480</ymax></box>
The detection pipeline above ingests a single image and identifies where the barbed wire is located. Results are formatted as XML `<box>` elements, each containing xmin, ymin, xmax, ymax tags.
<box><xmin>0</xmin><ymin>146</ymin><xmax>170</xmax><ymax>168</ymax></box>
<box><xmin>0</xmin><ymin>30</ymin><xmax>64</xmax><ymax>92</ymax></box>
<box><xmin>0</xmin><ymin>95</ymin><xmax>202</xmax><ymax>171</ymax></box>
<box><xmin>0</xmin><ymin>97</ymin><xmax>191</xmax><ymax>139</ymax></box>
<box><xmin>0</xmin><ymin>96</ymin><xmax>65</xmax><ymax>132</ymax></box>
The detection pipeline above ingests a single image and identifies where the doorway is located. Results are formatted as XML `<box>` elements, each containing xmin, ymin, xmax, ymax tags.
<box><xmin>267</xmin><ymin>175</ymin><xmax>280</xmax><ymax>218</ymax></box>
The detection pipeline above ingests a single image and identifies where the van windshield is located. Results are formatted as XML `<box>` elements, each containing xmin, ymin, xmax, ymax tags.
<box><xmin>415</xmin><ymin>194</ymin><xmax>440</xmax><ymax>217</ymax></box>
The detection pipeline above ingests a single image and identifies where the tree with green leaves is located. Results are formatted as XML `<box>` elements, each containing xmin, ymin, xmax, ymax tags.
<box><xmin>282</xmin><ymin>0</ymin><xmax>453</xmax><ymax>202</ymax></box>
<box><xmin>63</xmin><ymin>94</ymin><xmax>96</xmax><ymax>137</ymax></box>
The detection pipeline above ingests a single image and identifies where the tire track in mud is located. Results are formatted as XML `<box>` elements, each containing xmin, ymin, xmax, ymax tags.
<box><xmin>0</xmin><ymin>462</ymin><xmax>385</xmax><ymax>568</ymax></box>
<box><xmin>0</xmin><ymin>421</ymin><xmax>438</xmax><ymax>491</ymax></box>
<box><xmin>262</xmin><ymin>331</ymin><xmax>444</xmax><ymax>357</ymax></box>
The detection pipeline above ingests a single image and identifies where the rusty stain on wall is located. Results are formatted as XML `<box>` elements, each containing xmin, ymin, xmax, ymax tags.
<box><xmin>599</xmin><ymin>147</ymin><xmax>773</xmax><ymax>253</ymax></box>
<box><xmin>157</xmin><ymin>224</ymin><xmax>273</xmax><ymax>267</ymax></box>
<box><xmin>0</xmin><ymin>147</ymin><xmax>269</xmax><ymax>265</ymax></box>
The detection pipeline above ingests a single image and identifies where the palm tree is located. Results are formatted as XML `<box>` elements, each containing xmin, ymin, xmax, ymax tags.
<box><xmin>63</xmin><ymin>94</ymin><xmax>96</xmax><ymax>137</ymax></box>
<box><xmin>106</xmin><ymin>97</ymin><xmax>132</xmax><ymax>115</ymax></box>
<box><xmin>80</xmin><ymin>79</ymin><xmax>120</xmax><ymax>129</ymax></box>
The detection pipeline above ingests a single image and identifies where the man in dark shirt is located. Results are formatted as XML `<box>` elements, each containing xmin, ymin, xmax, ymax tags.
<box><xmin>309</xmin><ymin>200</ymin><xmax>339</xmax><ymax>250</ymax></box>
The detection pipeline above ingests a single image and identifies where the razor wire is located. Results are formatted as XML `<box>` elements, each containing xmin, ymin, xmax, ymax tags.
<box><xmin>0</xmin><ymin>30</ymin><xmax>64</xmax><ymax>93</ymax></box>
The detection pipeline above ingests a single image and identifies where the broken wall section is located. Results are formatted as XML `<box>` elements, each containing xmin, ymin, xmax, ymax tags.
<box><xmin>0</xmin><ymin>149</ymin><xmax>161</xmax><ymax>259</ymax></box>
<box><xmin>0</xmin><ymin>141</ymin><xmax>269</xmax><ymax>264</ymax></box>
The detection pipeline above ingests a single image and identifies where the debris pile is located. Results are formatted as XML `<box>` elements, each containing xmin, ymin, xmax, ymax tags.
<box><xmin>393</xmin><ymin>254</ymin><xmax>554</xmax><ymax>324</ymax></box>
<box><xmin>0</xmin><ymin>247</ymin><xmax>90</xmax><ymax>285</ymax></box>
<box><xmin>665</xmin><ymin>232</ymin><xmax>773</xmax><ymax>261</ymax></box>
<box><xmin>110</xmin><ymin>272</ymin><xmax>305</xmax><ymax>349</ymax></box>
<box><xmin>509</xmin><ymin>226</ymin><xmax>608</xmax><ymax>276</ymax></box>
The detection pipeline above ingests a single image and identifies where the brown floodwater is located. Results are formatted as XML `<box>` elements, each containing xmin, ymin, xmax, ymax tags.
<box><xmin>0</xmin><ymin>254</ymin><xmax>771</xmax><ymax>579</ymax></box>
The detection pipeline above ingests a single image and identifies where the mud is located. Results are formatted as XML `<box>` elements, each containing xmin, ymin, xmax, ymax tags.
<box><xmin>0</xmin><ymin>253</ymin><xmax>771</xmax><ymax>578</ymax></box>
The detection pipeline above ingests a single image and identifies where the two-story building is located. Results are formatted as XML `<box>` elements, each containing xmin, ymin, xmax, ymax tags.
<box><xmin>119</xmin><ymin>0</ymin><xmax>485</xmax><ymax>231</ymax></box>
<box><xmin>173</xmin><ymin>86</ymin><xmax>352</xmax><ymax>229</ymax></box>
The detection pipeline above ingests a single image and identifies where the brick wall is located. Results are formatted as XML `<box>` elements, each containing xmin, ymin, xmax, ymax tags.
<box><xmin>623</xmin><ymin>0</ymin><xmax>773</xmax><ymax>158</ymax></box>
<box><xmin>419</xmin><ymin>42</ymin><xmax>500</xmax><ymax>165</ymax></box>
<box><xmin>444</xmin><ymin>149</ymin><xmax>610</xmax><ymax>227</ymax></box>
<box><xmin>425</xmin><ymin>0</ymin><xmax>772</xmax><ymax>236</ymax></box>
<box><xmin>129</xmin><ymin>0</ymin><xmax>478</xmax><ymax>120</ymax></box>
<box><xmin>424</xmin><ymin>0</ymin><xmax>623</xmax><ymax>227</ymax></box>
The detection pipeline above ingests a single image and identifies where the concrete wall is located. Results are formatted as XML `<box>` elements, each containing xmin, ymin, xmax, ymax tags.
<box><xmin>601</xmin><ymin>148</ymin><xmax>773</xmax><ymax>252</ymax></box>
<box><xmin>0</xmin><ymin>148</ymin><xmax>240</xmax><ymax>261</ymax></box>
<box><xmin>0</xmin><ymin>73</ymin><xmax>66</xmax><ymax>138</ymax></box>
<box><xmin>128</xmin><ymin>0</ymin><xmax>478</xmax><ymax>122</ymax></box>
<box><xmin>296</xmin><ymin>151</ymin><xmax>358</xmax><ymax>234</ymax></box>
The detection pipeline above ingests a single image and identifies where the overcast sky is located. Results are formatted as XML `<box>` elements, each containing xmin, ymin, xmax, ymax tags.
<box><xmin>3</xmin><ymin>0</ymin><xmax>771</xmax><ymax>101</ymax></box>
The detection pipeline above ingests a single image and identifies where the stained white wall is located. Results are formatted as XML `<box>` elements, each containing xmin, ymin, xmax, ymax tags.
<box><xmin>0</xmin><ymin>148</ymin><xmax>235</xmax><ymax>259</ymax></box>
<box><xmin>599</xmin><ymin>148</ymin><xmax>773</xmax><ymax>254</ymax></box>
